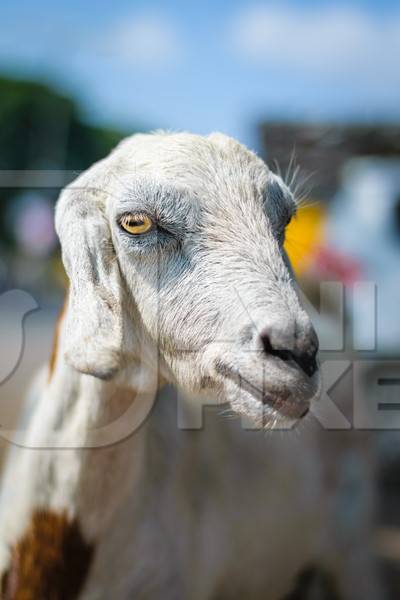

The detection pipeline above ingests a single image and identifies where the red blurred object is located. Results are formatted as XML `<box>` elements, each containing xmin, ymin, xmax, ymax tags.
<box><xmin>311</xmin><ymin>246</ymin><xmax>363</xmax><ymax>285</ymax></box>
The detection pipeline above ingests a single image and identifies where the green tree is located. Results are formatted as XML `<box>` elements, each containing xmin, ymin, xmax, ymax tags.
<box><xmin>0</xmin><ymin>76</ymin><xmax>133</xmax><ymax>246</ymax></box>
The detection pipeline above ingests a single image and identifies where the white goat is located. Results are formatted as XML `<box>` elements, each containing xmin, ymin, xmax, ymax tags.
<box><xmin>0</xmin><ymin>132</ymin><xmax>381</xmax><ymax>599</ymax></box>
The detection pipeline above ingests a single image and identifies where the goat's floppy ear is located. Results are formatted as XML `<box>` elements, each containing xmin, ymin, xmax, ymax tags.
<box><xmin>55</xmin><ymin>182</ymin><xmax>124</xmax><ymax>380</ymax></box>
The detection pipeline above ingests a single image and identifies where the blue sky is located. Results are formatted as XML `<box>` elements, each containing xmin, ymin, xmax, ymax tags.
<box><xmin>1</xmin><ymin>0</ymin><xmax>400</xmax><ymax>148</ymax></box>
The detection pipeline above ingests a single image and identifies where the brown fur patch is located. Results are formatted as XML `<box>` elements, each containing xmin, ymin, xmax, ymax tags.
<box><xmin>48</xmin><ymin>295</ymin><xmax>68</xmax><ymax>382</ymax></box>
<box><xmin>1</xmin><ymin>509</ymin><xmax>94</xmax><ymax>600</ymax></box>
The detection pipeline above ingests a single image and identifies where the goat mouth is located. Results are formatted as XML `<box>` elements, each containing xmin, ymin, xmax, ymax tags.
<box><xmin>219</xmin><ymin>365</ymin><xmax>311</xmax><ymax>420</ymax></box>
<box><xmin>261</xmin><ymin>390</ymin><xmax>310</xmax><ymax>419</ymax></box>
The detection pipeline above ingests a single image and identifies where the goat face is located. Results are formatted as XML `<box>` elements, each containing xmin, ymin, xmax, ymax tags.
<box><xmin>56</xmin><ymin>131</ymin><xmax>321</xmax><ymax>429</ymax></box>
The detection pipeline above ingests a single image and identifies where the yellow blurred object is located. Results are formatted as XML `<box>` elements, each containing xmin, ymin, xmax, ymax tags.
<box><xmin>284</xmin><ymin>202</ymin><xmax>326</xmax><ymax>276</ymax></box>
<box><xmin>51</xmin><ymin>255</ymin><xmax>69</xmax><ymax>290</ymax></box>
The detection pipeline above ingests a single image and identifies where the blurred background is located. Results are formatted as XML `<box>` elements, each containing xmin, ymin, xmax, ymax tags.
<box><xmin>1</xmin><ymin>0</ymin><xmax>400</xmax><ymax>596</ymax></box>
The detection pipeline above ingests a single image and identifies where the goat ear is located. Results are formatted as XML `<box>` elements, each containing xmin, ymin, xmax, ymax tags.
<box><xmin>55</xmin><ymin>183</ymin><xmax>124</xmax><ymax>380</ymax></box>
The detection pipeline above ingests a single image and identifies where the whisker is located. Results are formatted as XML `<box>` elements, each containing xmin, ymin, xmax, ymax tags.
<box><xmin>292</xmin><ymin>170</ymin><xmax>316</xmax><ymax>205</ymax></box>
<box><xmin>285</xmin><ymin>147</ymin><xmax>297</xmax><ymax>188</ymax></box>
<box><xmin>272</xmin><ymin>158</ymin><xmax>282</xmax><ymax>180</ymax></box>
<box><xmin>289</xmin><ymin>164</ymin><xmax>301</xmax><ymax>190</ymax></box>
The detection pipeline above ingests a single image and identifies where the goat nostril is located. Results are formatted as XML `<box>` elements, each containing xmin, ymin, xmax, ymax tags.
<box><xmin>294</xmin><ymin>351</ymin><xmax>318</xmax><ymax>377</ymax></box>
<box><xmin>261</xmin><ymin>331</ymin><xmax>318</xmax><ymax>377</ymax></box>
<box><xmin>261</xmin><ymin>332</ymin><xmax>294</xmax><ymax>363</ymax></box>
<box><xmin>261</xmin><ymin>333</ymin><xmax>273</xmax><ymax>355</ymax></box>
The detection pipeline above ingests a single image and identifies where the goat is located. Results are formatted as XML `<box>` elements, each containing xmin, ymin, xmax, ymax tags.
<box><xmin>0</xmin><ymin>132</ymin><xmax>382</xmax><ymax>599</ymax></box>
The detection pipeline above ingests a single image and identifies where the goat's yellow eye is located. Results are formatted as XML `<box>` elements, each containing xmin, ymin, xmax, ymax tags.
<box><xmin>119</xmin><ymin>213</ymin><xmax>153</xmax><ymax>235</ymax></box>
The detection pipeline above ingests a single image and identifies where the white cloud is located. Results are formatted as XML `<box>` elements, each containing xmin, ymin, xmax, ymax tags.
<box><xmin>230</xmin><ymin>5</ymin><xmax>400</xmax><ymax>82</ymax></box>
<box><xmin>102</xmin><ymin>14</ymin><xmax>181</xmax><ymax>69</ymax></box>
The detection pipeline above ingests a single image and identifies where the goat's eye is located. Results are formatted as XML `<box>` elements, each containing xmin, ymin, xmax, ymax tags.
<box><xmin>119</xmin><ymin>213</ymin><xmax>154</xmax><ymax>235</ymax></box>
